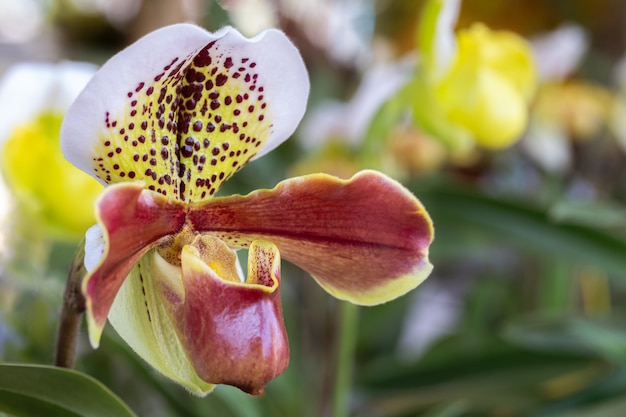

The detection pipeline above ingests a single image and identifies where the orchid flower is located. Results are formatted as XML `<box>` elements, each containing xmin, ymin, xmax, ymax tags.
<box><xmin>0</xmin><ymin>62</ymin><xmax>102</xmax><ymax>240</ymax></box>
<box><xmin>412</xmin><ymin>0</ymin><xmax>537</xmax><ymax>150</ymax></box>
<box><xmin>60</xmin><ymin>24</ymin><xmax>434</xmax><ymax>396</ymax></box>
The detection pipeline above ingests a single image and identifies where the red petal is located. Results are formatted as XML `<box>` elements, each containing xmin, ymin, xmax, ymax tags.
<box><xmin>84</xmin><ymin>182</ymin><xmax>186</xmax><ymax>346</ymax></box>
<box><xmin>188</xmin><ymin>170</ymin><xmax>434</xmax><ymax>305</ymax></box>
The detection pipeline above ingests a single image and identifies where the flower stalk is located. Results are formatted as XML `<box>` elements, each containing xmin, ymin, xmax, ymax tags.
<box><xmin>332</xmin><ymin>302</ymin><xmax>359</xmax><ymax>417</ymax></box>
<box><xmin>55</xmin><ymin>240</ymin><xmax>87</xmax><ymax>368</ymax></box>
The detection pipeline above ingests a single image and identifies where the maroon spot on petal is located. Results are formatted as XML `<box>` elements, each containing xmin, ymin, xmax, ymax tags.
<box><xmin>181</xmin><ymin>145</ymin><xmax>194</xmax><ymax>158</ymax></box>
<box><xmin>216</xmin><ymin>73</ymin><xmax>228</xmax><ymax>86</ymax></box>
<box><xmin>185</xmin><ymin>69</ymin><xmax>198</xmax><ymax>84</ymax></box>
<box><xmin>194</xmin><ymin>47</ymin><xmax>212</xmax><ymax>67</ymax></box>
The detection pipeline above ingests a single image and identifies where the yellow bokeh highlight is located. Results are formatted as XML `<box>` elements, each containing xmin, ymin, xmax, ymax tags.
<box><xmin>2</xmin><ymin>112</ymin><xmax>102</xmax><ymax>240</ymax></box>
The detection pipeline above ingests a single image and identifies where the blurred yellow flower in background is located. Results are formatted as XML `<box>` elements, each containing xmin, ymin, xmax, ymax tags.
<box><xmin>0</xmin><ymin>62</ymin><xmax>103</xmax><ymax>241</ymax></box>
<box><xmin>413</xmin><ymin>0</ymin><xmax>537</xmax><ymax>151</ymax></box>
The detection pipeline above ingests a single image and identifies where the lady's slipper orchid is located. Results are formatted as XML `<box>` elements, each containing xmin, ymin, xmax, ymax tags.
<box><xmin>61</xmin><ymin>24</ymin><xmax>434</xmax><ymax>395</ymax></box>
<box><xmin>412</xmin><ymin>0</ymin><xmax>537</xmax><ymax>150</ymax></box>
<box><xmin>0</xmin><ymin>62</ymin><xmax>103</xmax><ymax>240</ymax></box>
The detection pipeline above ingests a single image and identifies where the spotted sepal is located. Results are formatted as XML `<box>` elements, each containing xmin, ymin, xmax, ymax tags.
<box><xmin>61</xmin><ymin>24</ymin><xmax>309</xmax><ymax>203</ymax></box>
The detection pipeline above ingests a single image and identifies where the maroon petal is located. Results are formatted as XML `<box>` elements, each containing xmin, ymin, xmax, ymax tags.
<box><xmin>84</xmin><ymin>181</ymin><xmax>186</xmax><ymax>346</ymax></box>
<box><xmin>188</xmin><ymin>170</ymin><xmax>434</xmax><ymax>305</ymax></box>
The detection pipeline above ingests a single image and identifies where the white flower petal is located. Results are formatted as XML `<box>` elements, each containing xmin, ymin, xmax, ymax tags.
<box><xmin>84</xmin><ymin>224</ymin><xmax>105</xmax><ymax>272</ymax></box>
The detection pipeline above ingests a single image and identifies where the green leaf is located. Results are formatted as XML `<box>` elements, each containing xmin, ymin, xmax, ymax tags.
<box><xmin>416</xmin><ymin>180</ymin><xmax>626</xmax><ymax>279</ymax></box>
<box><xmin>504</xmin><ymin>316</ymin><xmax>626</xmax><ymax>363</ymax></box>
<box><xmin>357</xmin><ymin>337</ymin><xmax>596</xmax><ymax>416</ymax></box>
<box><xmin>0</xmin><ymin>364</ymin><xmax>137</xmax><ymax>417</ymax></box>
<box><xmin>549</xmin><ymin>199</ymin><xmax>626</xmax><ymax>229</ymax></box>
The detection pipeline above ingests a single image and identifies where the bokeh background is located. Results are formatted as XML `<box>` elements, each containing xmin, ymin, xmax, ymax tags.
<box><xmin>4</xmin><ymin>0</ymin><xmax>626</xmax><ymax>416</ymax></box>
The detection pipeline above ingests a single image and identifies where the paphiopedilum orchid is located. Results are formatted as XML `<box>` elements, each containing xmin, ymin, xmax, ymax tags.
<box><xmin>60</xmin><ymin>24</ymin><xmax>434</xmax><ymax>395</ymax></box>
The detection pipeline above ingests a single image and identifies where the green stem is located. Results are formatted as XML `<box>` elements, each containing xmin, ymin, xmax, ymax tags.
<box><xmin>332</xmin><ymin>302</ymin><xmax>359</xmax><ymax>417</ymax></box>
<box><xmin>55</xmin><ymin>240</ymin><xmax>87</xmax><ymax>368</ymax></box>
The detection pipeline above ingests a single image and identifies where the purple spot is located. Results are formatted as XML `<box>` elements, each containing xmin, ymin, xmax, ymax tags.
<box><xmin>216</xmin><ymin>73</ymin><xmax>228</xmax><ymax>86</ymax></box>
